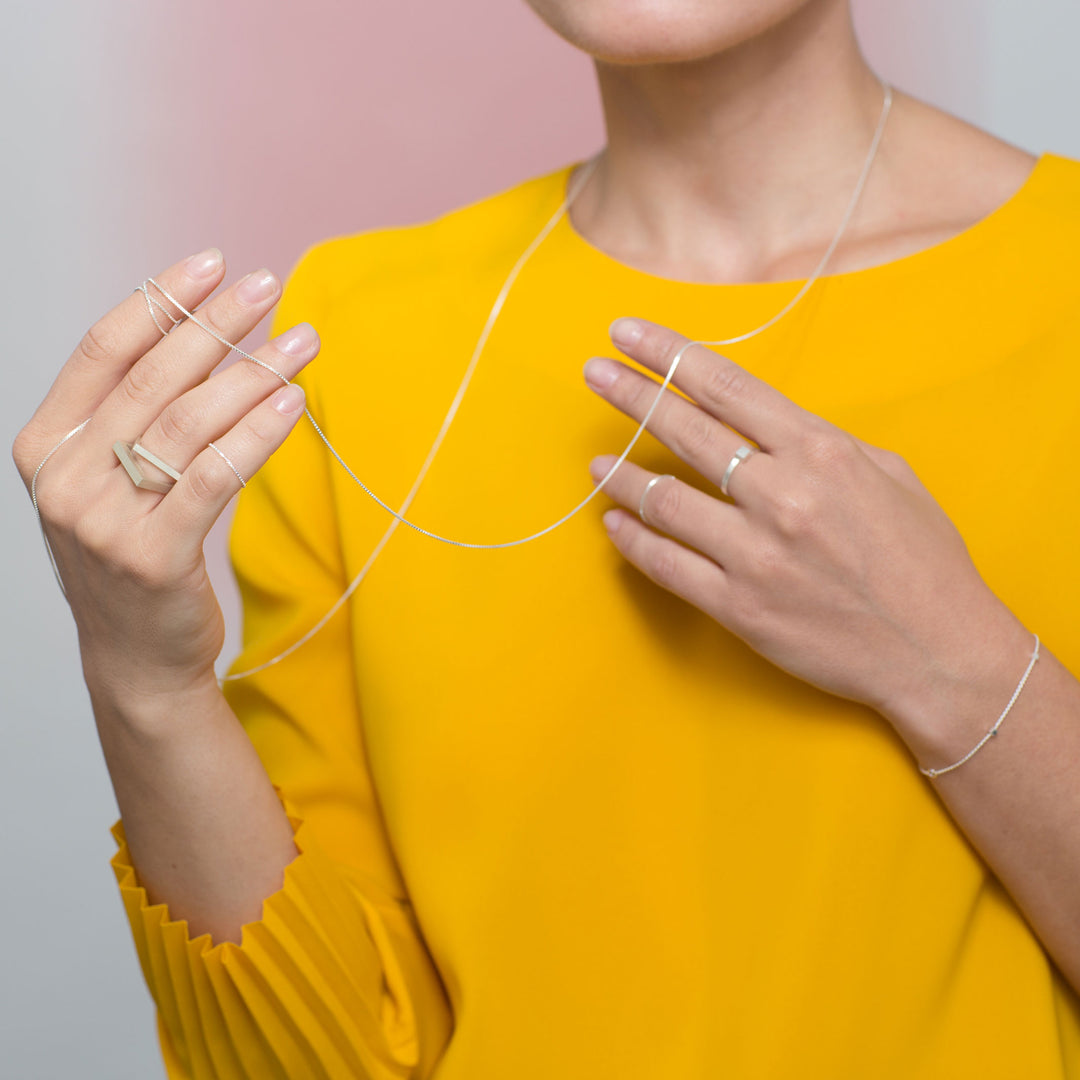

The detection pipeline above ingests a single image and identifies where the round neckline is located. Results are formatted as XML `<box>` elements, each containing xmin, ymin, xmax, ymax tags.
<box><xmin>554</xmin><ymin>151</ymin><xmax>1051</xmax><ymax>291</ymax></box>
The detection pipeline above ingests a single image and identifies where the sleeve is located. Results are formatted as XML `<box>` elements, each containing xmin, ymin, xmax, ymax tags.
<box><xmin>108</xmin><ymin>241</ymin><xmax>454</xmax><ymax>1080</ymax></box>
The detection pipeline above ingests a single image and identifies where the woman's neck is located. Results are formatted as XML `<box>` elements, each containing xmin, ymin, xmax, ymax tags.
<box><xmin>572</xmin><ymin>1</ymin><xmax>891</xmax><ymax>283</ymax></box>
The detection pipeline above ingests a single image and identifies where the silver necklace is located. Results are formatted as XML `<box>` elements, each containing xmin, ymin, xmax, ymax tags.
<box><xmin>33</xmin><ymin>81</ymin><xmax>893</xmax><ymax>682</ymax></box>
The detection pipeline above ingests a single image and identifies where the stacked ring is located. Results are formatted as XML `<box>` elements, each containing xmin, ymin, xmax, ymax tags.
<box><xmin>112</xmin><ymin>440</ymin><xmax>247</xmax><ymax>493</ymax></box>
<box><xmin>112</xmin><ymin>441</ymin><xmax>176</xmax><ymax>494</ymax></box>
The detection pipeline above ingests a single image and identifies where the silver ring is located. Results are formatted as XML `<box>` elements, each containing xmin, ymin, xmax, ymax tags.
<box><xmin>638</xmin><ymin>473</ymin><xmax>675</xmax><ymax>525</ymax></box>
<box><xmin>135</xmin><ymin>283</ymin><xmax>184</xmax><ymax>337</ymax></box>
<box><xmin>132</xmin><ymin>441</ymin><xmax>183</xmax><ymax>482</ymax></box>
<box><xmin>720</xmin><ymin>444</ymin><xmax>757</xmax><ymax>497</ymax></box>
<box><xmin>208</xmin><ymin>442</ymin><xmax>247</xmax><ymax>488</ymax></box>
<box><xmin>112</xmin><ymin>440</ymin><xmax>177</xmax><ymax>493</ymax></box>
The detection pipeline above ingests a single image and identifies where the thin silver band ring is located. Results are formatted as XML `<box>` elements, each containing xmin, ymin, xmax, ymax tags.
<box><xmin>208</xmin><ymin>442</ymin><xmax>247</xmax><ymax>488</ymax></box>
<box><xmin>639</xmin><ymin>473</ymin><xmax>675</xmax><ymax>524</ymax></box>
<box><xmin>720</xmin><ymin>444</ymin><xmax>757</xmax><ymax>497</ymax></box>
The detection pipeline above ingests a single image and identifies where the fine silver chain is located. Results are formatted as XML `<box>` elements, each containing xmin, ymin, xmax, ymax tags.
<box><xmin>30</xmin><ymin>81</ymin><xmax>892</xmax><ymax>682</ymax></box>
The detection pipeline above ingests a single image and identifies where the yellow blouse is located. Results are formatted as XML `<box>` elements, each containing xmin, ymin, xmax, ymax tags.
<box><xmin>111</xmin><ymin>153</ymin><xmax>1080</xmax><ymax>1078</ymax></box>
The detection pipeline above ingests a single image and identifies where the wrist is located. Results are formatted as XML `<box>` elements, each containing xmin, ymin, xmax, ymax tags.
<box><xmin>81</xmin><ymin>654</ymin><xmax>224</xmax><ymax>731</ymax></box>
<box><xmin>879</xmin><ymin>604</ymin><xmax>1036</xmax><ymax>771</ymax></box>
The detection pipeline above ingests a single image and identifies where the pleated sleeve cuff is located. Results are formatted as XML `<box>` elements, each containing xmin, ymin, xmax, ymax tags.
<box><xmin>109</xmin><ymin>783</ymin><xmax>430</xmax><ymax>1080</ymax></box>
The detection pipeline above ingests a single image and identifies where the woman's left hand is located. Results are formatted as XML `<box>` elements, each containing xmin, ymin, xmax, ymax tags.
<box><xmin>584</xmin><ymin>316</ymin><xmax>1031</xmax><ymax>736</ymax></box>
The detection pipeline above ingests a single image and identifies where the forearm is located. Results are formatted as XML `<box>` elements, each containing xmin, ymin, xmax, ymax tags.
<box><xmin>888</xmin><ymin>618</ymin><xmax>1080</xmax><ymax>992</ymax></box>
<box><xmin>86</xmin><ymin>667</ymin><xmax>298</xmax><ymax>947</ymax></box>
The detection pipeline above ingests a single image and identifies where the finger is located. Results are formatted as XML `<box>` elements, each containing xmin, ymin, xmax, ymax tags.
<box><xmin>149</xmin><ymin>378</ymin><xmax>309</xmax><ymax>555</ymax></box>
<box><xmin>600</xmin><ymin>506</ymin><xmax>729</xmax><ymax>620</ymax></box>
<box><xmin>583</xmin><ymin>355</ymin><xmax>772</xmax><ymax>505</ymax></box>
<box><xmin>23</xmin><ymin>248</ymin><xmax>225</xmax><ymax>446</ymax></box>
<box><xmin>123</xmin><ymin>323</ymin><xmax>319</xmax><ymax>488</ymax></box>
<box><xmin>87</xmin><ymin>266</ymin><xmax>283</xmax><ymax>455</ymax></box>
<box><xmin>587</xmin><ymin>454</ymin><xmax>745</xmax><ymax>567</ymax></box>
<box><xmin>607</xmin><ymin>316</ymin><xmax>810</xmax><ymax>451</ymax></box>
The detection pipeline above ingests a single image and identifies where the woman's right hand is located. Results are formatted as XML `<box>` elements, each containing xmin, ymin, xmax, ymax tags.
<box><xmin>11</xmin><ymin>248</ymin><xmax>320</xmax><ymax>703</ymax></box>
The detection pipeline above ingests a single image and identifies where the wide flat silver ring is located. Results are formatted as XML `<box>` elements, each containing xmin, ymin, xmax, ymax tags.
<box><xmin>638</xmin><ymin>473</ymin><xmax>675</xmax><ymax>525</ymax></box>
<box><xmin>720</xmin><ymin>444</ymin><xmax>757</xmax><ymax>498</ymax></box>
<box><xmin>132</xmin><ymin>441</ymin><xmax>183</xmax><ymax>481</ymax></box>
<box><xmin>112</xmin><ymin>440</ymin><xmax>178</xmax><ymax>494</ymax></box>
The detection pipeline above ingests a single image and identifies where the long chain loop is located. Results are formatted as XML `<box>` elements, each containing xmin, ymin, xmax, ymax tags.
<box><xmin>28</xmin><ymin>82</ymin><xmax>892</xmax><ymax>680</ymax></box>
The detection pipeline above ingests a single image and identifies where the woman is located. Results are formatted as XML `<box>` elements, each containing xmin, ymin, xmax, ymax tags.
<box><xmin>13</xmin><ymin>0</ymin><xmax>1080</xmax><ymax>1076</ymax></box>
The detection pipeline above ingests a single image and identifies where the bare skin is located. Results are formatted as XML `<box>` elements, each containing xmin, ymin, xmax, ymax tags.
<box><xmin>14</xmin><ymin>0</ymin><xmax>1077</xmax><ymax>1003</ymax></box>
<box><xmin>529</xmin><ymin>0</ymin><xmax>1037</xmax><ymax>286</ymax></box>
<box><xmin>570</xmin><ymin>88</ymin><xmax>1038</xmax><ymax>284</ymax></box>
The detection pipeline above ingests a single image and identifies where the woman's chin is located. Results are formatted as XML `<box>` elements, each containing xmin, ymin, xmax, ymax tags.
<box><xmin>522</xmin><ymin>0</ymin><xmax>815</xmax><ymax>66</ymax></box>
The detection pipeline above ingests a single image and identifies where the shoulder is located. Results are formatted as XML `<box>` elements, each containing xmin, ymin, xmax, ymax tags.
<box><xmin>274</xmin><ymin>160</ymin><xmax>577</xmax><ymax>406</ymax></box>
<box><xmin>284</xmin><ymin>161</ymin><xmax>574</xmax><ymax>311</ymax></box>
<box><xmin>864</xmin><ymin>90</ymin><xmax>1080</xmax><ymax>321</ymax></box>
<box><xmin>885</xmin><ymin>89</ymin><xmax>1080</xmax><ymax>241</ymax></box>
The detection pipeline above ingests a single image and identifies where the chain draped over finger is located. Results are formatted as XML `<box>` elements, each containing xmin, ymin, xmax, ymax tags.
<box><xmin>581</xmin><ymin>316</ymin><xmax>831</xmax><ymax>611</ymax></box>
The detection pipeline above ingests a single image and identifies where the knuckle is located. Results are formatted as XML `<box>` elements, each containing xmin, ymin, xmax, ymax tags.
<box><xmin>236</xmin><ymin>358</ymin><xmax>276</xmax><ymax>393</ymax></box>
<box><xmin>770</xmin><ymin>488</ymin><xmax>816</xmax><ymax>539</ymax></box>
<box><xmin>156</xmin><ymin>400</ymin><xmax>199</xmax><ymax>446</ymax></box>
<box><xmin>246</xmin><ymin>408</ymin><xmax>282</xmax><ymax>449</ymax></box>
<box><xmin>800</xmin><ymin>424</ymin><xmax>855</xmax><ymax>470</ymax></box>
<box><xmin>119</xmin><ymin>358</ymin><xmax>168</xmax><ymax>407</ymax></box>
<box><xmin>72</xmin><ymin>508</ymin><xmax>113</xmax><ymax>552</ymax></box>
<box><xmin>701</xmin><ymin>358</ymin><xmax>748</xmax><ymax>406</ymax></box>
<box><xmin>879</xmin><ymin>447</ymin><xmax>913</xmax><ymax>479</ymax></box>
<box><xmin>125</xmin><ymin>538</ymin><xmax>174</xmax><ymax>589</ymax></box>
<box><xmin>193</xmin><ymin>299</ymin><xmax>233</xmax><ymax>337</ymax></box>
<box><xmin>649</xmin><ymin>545</ymin><xmax>682</xmax><ymax>590</ymax></box>
<box><xmin>184</xmin><ymin>458</ymin><xmax>221</xmax><ymax>505</ymax></box>
<box><xmin>677</xmin><ymin>412</ymin><xmax>718</xmax><ymax>459</ymax></box>
<box><xmin>202</xmin><ymin>286</ymin><xmax>260</xmax><ymax>338</ymax></box>
<box><xmin>23</xmin><ymin>455</ymin><xmax>78</xmax><ymax>524</ymax></box>
<box><xmin>637</xmin><ymin>321</ymin><xmax>674</xmax><ymax>360</ymax></box>
<box><xmin>649</xmin><ymin>478</ymin><xmax>683</xmax><ymax>526</ymax></box>
<box><xmin>76</xmin><ymin>318</ymin><xmax>119</xmax><ymax>365</ymax></box>
<box><xmin>656</xmin><ymin>335</ymin><xmax>686</xmax><ymax>371</ymax></box>
<box><xmin>102</xmin><ymin>548</ymin><xmax>156</xmax><ymax>589</ymax></box>
<box><xmin>619</xmin><ymin>370</ymin><xmax>652</xmax><ymax>413</ymax></box>
<box><xmin>11</xmin><ymin>426</ymin><xmax>37</xmax><ymax>478</ymax></box>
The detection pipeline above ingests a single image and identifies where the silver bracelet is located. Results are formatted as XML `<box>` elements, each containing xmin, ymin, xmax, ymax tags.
<box><xmin>919</xmin><ymin>633</ymin><xmax>1041</xmax><ymax>780</ymax></box>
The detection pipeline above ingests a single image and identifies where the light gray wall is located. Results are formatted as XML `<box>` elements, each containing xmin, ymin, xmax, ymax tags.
<box><xmin>3</xmin><ymin>2</ymin><xmax>1078</xmax><ymax>1076</ymax></box>
<box><xmin>2</xmin><ymin>5</ymin><xmax>163</xmax><ymax>1077</ymax></box>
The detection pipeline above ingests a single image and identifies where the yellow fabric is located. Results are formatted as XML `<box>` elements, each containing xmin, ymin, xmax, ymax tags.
<box><xmin>111</xmin><ymin>153</ymin><xmax>1080</xmax><ymax>1078</ymax></box>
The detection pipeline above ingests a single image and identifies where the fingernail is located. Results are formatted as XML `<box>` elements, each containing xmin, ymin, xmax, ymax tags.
<box><xmin>609</xmin><ymin>317</ymin><xmax>642</xmax><ymax>346</ymax></box>
<box><xmin>237</xmin><ymin>269</ymin><xmax>278</xmax><ymax>304</ymax></box>
<box><xmin>271</xmin><ymin>383</ymin><xmax>306</xmax><ymax>414</ymax></box>
<box><xmin>602</xmin><ymin>509</ymin><xmax>623</xmax><ymax>534</ymax></box>
<box><xmin>274</xmin><ymin>322</ymin><xmax>319</xmax><ymax>357</ymax></box>
<box><xmin>589</xmin><ymin>454</ymin><xmax>617</xmax><ymax>482</ymax></box>
<box><xmin>186</xmin><ymin>247</ymin><xmax>223</xmax><ymax>278</ymax></box>
<box><xmin>583</xmin><ymin>357</ymin><xmax>618</xmax><ymax>389</ymax></box>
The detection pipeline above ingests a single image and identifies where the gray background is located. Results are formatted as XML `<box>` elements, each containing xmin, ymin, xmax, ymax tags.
<box><xmin>4</xmin><ymin>2</ymin><xmax>1079</xmax><ymax>1076</ymax></box>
